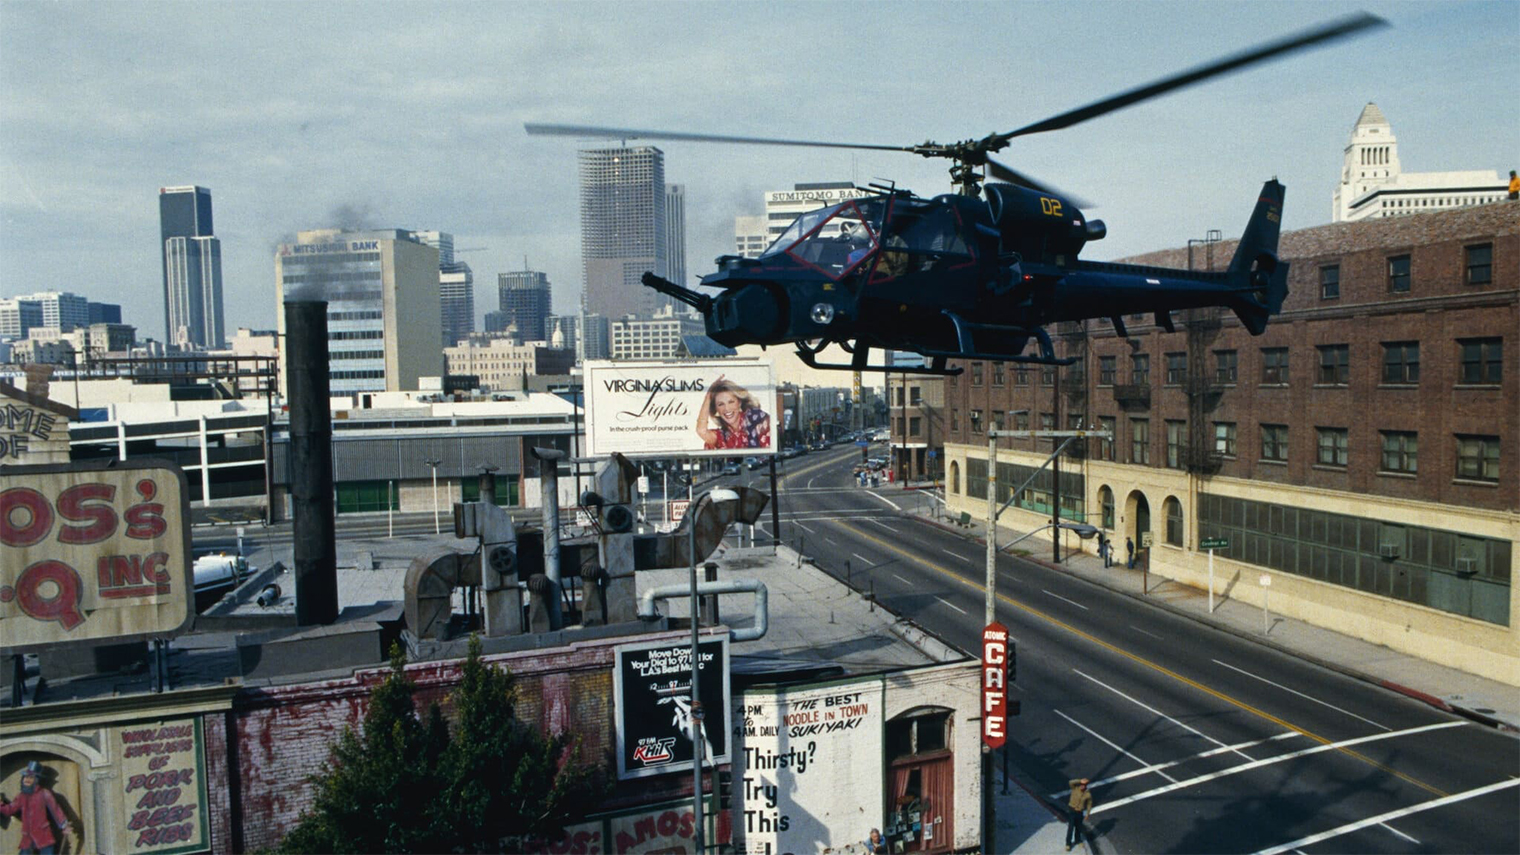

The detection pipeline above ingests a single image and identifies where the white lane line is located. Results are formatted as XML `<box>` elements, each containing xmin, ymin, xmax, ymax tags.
<box><xmin>935</xmin><ymin>596</ymin><xmax>968</xmax><ymax>615</ymax></box>
<box><xmin>940</xmin><ymin>548</ymin><xmax>970</xmax><ymax>562</ymax></box>
<box><xmin>865</xmin><ymin>518</ymin><xmax>897</xmax><ymax>532</ymax></box>
<box><xmin>1212</xmin><ymin>659</ymin><xmax>1391</xmax><ymax>731</ymax></box>
<box><xmin>824</xmin><ymin>537</ymin><xmax>837</xmax><ymax>545</ymax></box>
<box><xmin>1253</xmin><ymin>777</ymin><xmax>1518</xmax><ymax>855</ymax></box>
<box><xmin>1050</xmin><ymin>731</ymin><xmax>1303</xmax><ymax>797</ymax></box>
<box><xmin>1380</xmin><ymin>823</ymin><xmax>1420</xmax><ymax>844</ymax></box>
<box><xmin>1090</xmin><ymin>720</ymin><xmax>1466</xmax><ymax>816</ymax></box>
<box><xmin>1054</xmin><ymin>709</ymin><xmax>1180</xmax><ymax>784</ymax></box>
<box><xmin>807</xmin><ymin>476</ymin><xmax>817</xmax><ymax>490</ymax></box>
<box><xmin>1075</xmin><ymin>669</ymin><xmax>1256</xmax><ymax>764</ymax></box>
<box><xmin>792</xmin><ymin>520</ymin><xmax>816</xmax><ymax>534</ymax></box>
<box><xmin>852</xmin><ymin>553</ymin><xmax>874</xmax><ymax>565</ymax></box>
<box><xmin>892</xmin><ymin>573</ymin><xmax>913</xmax><ymax>585</ymax></box>
<box><xmin>1043</xmin><ymin>589</ymin><xmax>1090</xmax><ymax>610</ymax></box>
<box><xmin>866</xmin><ymin>491</ymin><xmax>902</xmax><ymax>511</ymax></box>
<box><xmin>1129</xmin><ymin>625</ymin><xmax>1163</xmax><ymax>640</ymax></box>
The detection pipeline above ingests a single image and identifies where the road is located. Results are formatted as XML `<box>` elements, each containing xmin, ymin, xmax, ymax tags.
<box><xmin>724</xmin><ymin>444</ymin><xmax>1520</xmax><ymax>855</ymax></box>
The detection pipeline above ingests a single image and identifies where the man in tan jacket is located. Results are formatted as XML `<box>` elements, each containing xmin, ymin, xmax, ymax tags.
<box><xmin>1066</xmin><ymin>777</ymin><xmax>1093</xmax><ymax>851</ymax></box>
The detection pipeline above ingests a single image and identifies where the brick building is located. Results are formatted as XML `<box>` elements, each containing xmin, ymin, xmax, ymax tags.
<box><xmin>941</xmin><ymin>202</ymin><xmax>1518</xmax><ymax>684</ymax></box>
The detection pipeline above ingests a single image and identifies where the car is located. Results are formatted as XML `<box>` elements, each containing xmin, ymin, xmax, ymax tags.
<box><xmin>721</xmin><ymin>462</ymin><xmax>740</xmax><ymax>476</ymax></box>
<box><xmin>747</xmin><ymin>456</ymin><xmax>767</xmax><ymax>470</ymax></box>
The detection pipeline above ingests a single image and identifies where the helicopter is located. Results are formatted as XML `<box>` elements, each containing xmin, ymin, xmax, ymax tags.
<box><xmin>527</xmin><ymin>12</ymin><xmax>1386</xmax><ymax>376</ymax></box>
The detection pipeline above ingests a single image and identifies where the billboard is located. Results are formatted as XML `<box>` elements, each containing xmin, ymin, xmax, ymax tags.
<box><xmin>112</xmin><ymin>718</ymin><xmax>211</xmax><ymax>854</ymax></box>
<box><xmin>1</xmin><ymin>460</ymin><xmax>194</xmax><ymax>654</ymax></box>
<box><xmin>585</xmin><ymin>359</ymin><xmax>775</xmax><ymax>458</ymax></box>
<box><xmin>614</xmin><ymin>636</ymin><xmax>731</xmax><ymax>780</ymax></box>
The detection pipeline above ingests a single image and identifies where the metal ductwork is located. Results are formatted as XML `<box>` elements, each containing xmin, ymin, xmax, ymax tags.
<box><xmin>639</xmin><ymin>579</ymin><xmax>770</xmax><ymax>641</ymax></box>
<box><xmin>285</xmin><ymin>299</ymin><xmax>338</xmax><ymax>626</ymax></box>
<box><xmin>634</xmin><ymin>486</ymin><xmax>769</xmax><ymax>569</ymax></box>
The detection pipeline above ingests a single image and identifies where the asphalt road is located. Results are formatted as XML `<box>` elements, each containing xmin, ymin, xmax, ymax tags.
<box><xmin>727</xmin><ymin>444</ymin><xmax>1520</xmax><ymax>855</ymax></box>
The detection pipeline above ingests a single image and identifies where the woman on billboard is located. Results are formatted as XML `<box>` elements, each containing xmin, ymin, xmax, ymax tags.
<box><xmin>696</xmin><ymin>375</ymin><xmax>771</xmax><ymax>450</ymax></box>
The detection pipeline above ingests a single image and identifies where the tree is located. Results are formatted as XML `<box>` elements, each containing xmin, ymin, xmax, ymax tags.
<box><xmin>280</xmin><ymin>638</ymin><xmax>604</xmax><ymax>854</ymax></box>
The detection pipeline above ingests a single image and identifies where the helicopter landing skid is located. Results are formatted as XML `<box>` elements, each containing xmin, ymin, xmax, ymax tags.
<box><xmin>931</xmin><ymin>311</ymin><xmax>1078</xmax><ymax>366</ymax></box>
<box><xmin>793</xmin><ymin>344</ymin><xmax>963</xmax><ymax>376</ymax></box>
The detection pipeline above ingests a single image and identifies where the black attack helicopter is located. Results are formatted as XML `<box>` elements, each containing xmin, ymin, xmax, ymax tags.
<box><xmin>527</xmin><ymin>13</ymin><xmax>1385</xmax><ymax>376</ymax></box>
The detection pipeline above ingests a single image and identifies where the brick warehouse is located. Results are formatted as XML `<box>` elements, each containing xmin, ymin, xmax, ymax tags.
<box><xmin>940</xmin><ymin>201</ymin><xmax>1519</xmax><ymax>685</ymax></box>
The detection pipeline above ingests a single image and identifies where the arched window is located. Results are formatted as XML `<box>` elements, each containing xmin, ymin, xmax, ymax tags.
<box><xmin>950</xmin><ymin>461</ymin><xmax>960</xmax><ymax>494</ymax></box>
<box><xmin>1099</xmin><ymin>486</ymin><xmax>1115</xmax><ymax>530</ymax></box>
<box><xmin>1164</xmin><ymin>496</ymin><xmax>1183</xmax><ymax>547</ymax></box>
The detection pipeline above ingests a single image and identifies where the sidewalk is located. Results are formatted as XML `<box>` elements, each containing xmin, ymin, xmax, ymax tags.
<box><xmin>996</xmin><ymin>771</ymin><xmax>1090</xmax><ymax>854</ymax></box>
<box><xmin>900</xmin><ymin>498</ymin><xmax>1519</xmax><ymax>736</ymax></box>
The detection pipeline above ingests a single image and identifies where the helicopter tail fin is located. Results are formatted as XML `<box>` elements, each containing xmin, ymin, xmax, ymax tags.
<box><xmin>1226</xmin><ymin>179</ymin><xmax>1290</xmax><ymax>335</ymax></box>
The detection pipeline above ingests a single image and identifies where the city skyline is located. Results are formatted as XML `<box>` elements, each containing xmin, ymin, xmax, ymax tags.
<box><xmin>1</xmin><ymin>2</ymin><xmax>1513</xmax><ymax>342</ymax></box>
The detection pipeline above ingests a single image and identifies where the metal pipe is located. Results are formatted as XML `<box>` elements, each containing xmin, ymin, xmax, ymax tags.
<box><xmin>531</xmin><ymin>448</ymin><xmax>565</xmax><ymax>629</ymax></box>
<box><xmin>638</xmin><ymin>579</ymin><xmax>770</xmax><ymax>641</ymax></box>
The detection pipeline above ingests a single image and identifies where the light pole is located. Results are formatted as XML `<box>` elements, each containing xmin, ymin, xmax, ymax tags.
<box><xmin>689</xmin><ymin>487</ymin><xmax>740</xmax><ymax>855</ymax></box>
<box><xmin>423</xmin><ymin>459</ymin><xmax>441</xmax><ymax>534</ymax></box>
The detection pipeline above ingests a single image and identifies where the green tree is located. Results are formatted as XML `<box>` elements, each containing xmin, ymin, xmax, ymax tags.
<box><xmin>281</xmin><ymin>638</ymin><xmax>605</xmax><ymax>854</ymax></box>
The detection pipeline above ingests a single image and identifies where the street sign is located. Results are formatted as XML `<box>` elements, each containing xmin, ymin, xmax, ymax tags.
<box><xmin>669</xmin><ymin>498</ymin><xmax>691</xmax><ymax>526</ymax></box>
<box><xmin>637</xmin><ymin>475</ymin><xmax>650</xmax><ymax>494</ymax></box>
<box><xmin>855</xmin><ymin>440</ymin><xmax>869</xmax><ymax>447</ymax></box>
<box><xmin>1259</xmin><ymin>574</ymin><xmax>1272</xmax><ymax>587</ymax></box>
<box><xmin>1140</xmin><ymin>531</ymin><xmax>1153</xmax><ymax>548</ymax></box>
<box><xmin>1200</xmin><ymin>537</ymin><xmax>1229</xmax><ymax>550</ymax></box>
<box><xmin>981</xmin><ymin>622</ymin><xmax>1010</xmax><ymax>749</ymax></box>
<box><xmin>927</xmin><ymin>449</ymin><xmax>938</xmax><ymax>460</ymax></box>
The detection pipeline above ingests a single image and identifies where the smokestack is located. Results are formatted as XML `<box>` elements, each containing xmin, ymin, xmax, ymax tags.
<box><xmin>286</xmin><ymin>300</ymin><xmax>339</xmax><ymax>625</ymax></box>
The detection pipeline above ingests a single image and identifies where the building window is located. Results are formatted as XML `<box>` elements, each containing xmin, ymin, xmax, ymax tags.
<box><xmin>1316</xmin><ymin>344</ymin><xmax>1349</xmax><ymax>386</ymax></box>
<box><xmin>1098</xmin><ymin>356</ymin><xmax>1116</xmax><ymax>386</ymax></box>
<box><xmin>1164</xmin><ymin>496</ymin><xmax>1183</xmax><ymax>547</ymax></box>
<box><xmin>970</xmin><ymin>410</ymin><xmax>983</xmax><ymax>433</ymax></box>
<box><xmin>991</xmin><ymin>410</ymin><xmax>1005</xmax><ymax>432</ymax></box>
<box><xmin>1316</xmin><ymin>427</ymin><xmax>1348</xmax><ymax>467</ymax></box>
<box><xmin>1013</xmin><ymin>411</ymin><xmax>1029</xmax><ymax>431</ymax></box>
<box><xmin>1100</xmin><ymin>486</ymin><xmax>1115</xmax><ymax>530</ymax></box>
<box><xmin>1165</xmin><ymin>352</ymin><xmax>1186</xmax><ymax>386</ymax></box>
<box><xmin>1131</xmin><ymin>418</ymin><xmax>1150</xmax><ymax>465</ymax></box>
<box><xmin>1215</xmin><ymin>350</ymin><xmax>1237</xmax><ymax>385</ymax></box>
<box><xmin>1458</xmin><ymin>338</ymin><xmax>1502</xmax><ymax>385</ymax></box>
<box><xmin>1261</xmin><ymin>348</ymin><xmax>1289</xmax><ymax>385</ymax></box>
<box><xmin>951</xmin><ymin>409</ymin><xmax>959</xmax><ymax>432</ymax></box>
<box><xmin>1067</xmin><ymin>358</ymin><xmax>1085</xmax><ymax>386</ymax></box>
<box><xmin>1214</xmin><ymin>422</ymin><xmax>1236</xmax><ymax>457</ymax></box>
<box><xmin>1041</xmin><ymin>365</ymin><xmax>1056</xmax><ymax>386</ymax></box>
<box><xmin>1131</xmin><ymin>354</ymin><xmax>1150</xmax><ymax>386</ymax></box>
<box><xmin>971</xmin><ymin>362</ymin><xmax>984</xmax><ymax>385</ymax></box>
<box><xmin>1381</xmin><ymin>342</ymin><xmax>1420</xmax><ymax>384</ymax></box>
<box><xmin>1165</xmin><ymin>420</ymin><xmax>1185</xmax><ymax>469</ymax></box>
<box><xmin>1380</xmin><ymin>431</ymin><xmax>1418</xmax><ymax>474</ymax></box>
<box><xmin>1098</xmin><ymin>416</ymin><xmax>1116</xmax><ymax>461</ymax></box>
<box><xmin>1014</xmin><ymin>367</ymin><xmax>1029</xmax><ymax>387</ymax></box>
<box><xmin>1319</xmin><ymin>265</ymin><xmax>1340</xmax><ymax>300</ymax></box>
<box><xmin>1261</xmin><ymin>424</ymin><xmax>1289</xmax><ymax>462</ymax></box>
<box><xmin>1455</xmin><ymin>435</ymin><xmax>1500</xmax><ymax>482</ymax></box>
<box><xmin>1465</xmin><ymin>243</ymin><xmax>1492</xmax><ymax>286</ymax></box>
<box><xmin>991</xmin><ymin>363</ymin><xmax>1004</xmax><ymax>386</ymax></box>
<box><xmin>1387</xmin><ymin>254</ymin><xmax>1411</xmax><ymax>293</ymax></box>
<box><xmin>910</xmin><ymin>386</ymin><xmax>922</xmax><ymax>406</ymax></box>
<box><xmin>1039</xmin><ymin>412</ymin><xmax>1055</xmax><ymax>447</ymax></box>
<box><xmin>894</xmin><ymin>386</ymin><xmax>905</xmax><ymax>406</ymax></box>
<box><xmin>909</xmin><ymin>416</ymin><xmax>921</xmax><ymax>436</ymax></box>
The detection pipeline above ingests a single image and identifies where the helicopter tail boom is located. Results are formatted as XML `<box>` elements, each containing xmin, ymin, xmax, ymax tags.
<box><xmin>1225</xmin><ymin>179</ymin><xmax>1290</xmax><ymax>334</ymax></box>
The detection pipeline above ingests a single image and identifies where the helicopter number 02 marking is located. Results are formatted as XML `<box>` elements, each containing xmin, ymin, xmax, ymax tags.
<box><xmin>1040</xmin><ymin>197</ymin><xmax>1064</xmax><ymax>217</ymax></box>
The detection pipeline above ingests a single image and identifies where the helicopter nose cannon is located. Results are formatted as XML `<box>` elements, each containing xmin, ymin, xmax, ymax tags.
<box><xmin>707</xmin><ymin>282</ymin><xmax>788</xmax><ymax>346</ymax></box>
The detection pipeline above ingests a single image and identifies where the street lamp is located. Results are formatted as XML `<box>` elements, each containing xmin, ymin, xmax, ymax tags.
<box><xmin>423</xmin><ymin>458</ymin><xmax>441</xmax><ymax>534</ymax></box>
<box><xmin>689</xmin><ymin>486</ymin><xmax>740</xmax><ymax>855</ymax></box>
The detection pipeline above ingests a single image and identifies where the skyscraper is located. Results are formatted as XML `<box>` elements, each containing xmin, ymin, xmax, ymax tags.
<box><xmin>498</xmin><ymin>269</ymin><xmax>553</xmax><ymax>343</ymax></box>
<box><xmin>579</xmin><ymin>146</ymin><xmax>667</xmax><ymax>319</ymax></box>
<box><xmin>665</xmin><ymin>183</ymin><xmax>687</xmax><ymax>291</ymax></box>
<box><xmin>159</xmin><ymin>185</ymin><xmax>225</xmax><ymax>350</ymax></box>
<box><xmin>409</xmin><ymin>231</ymin><xmax>475</xmax><ymax>348</ymax></box>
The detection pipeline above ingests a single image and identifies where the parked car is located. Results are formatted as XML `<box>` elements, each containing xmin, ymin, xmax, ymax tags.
<box><xmin>721</xmin><ymin>462</ymin><xmax>741</xmax><ymax>476</ymax></box>
<box><xmin>747</xmin><ymin>456</ymin><xmax>767</xmax><ymax>470</ymax></box>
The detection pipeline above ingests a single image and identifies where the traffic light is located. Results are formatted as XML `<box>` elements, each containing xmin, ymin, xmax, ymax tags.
<box><xmin>717</xmin><ymin>769</ymin><xmax>733</xmax><ymax>810</ymax></box>
<box><xmin>1008</xmin><ymin>640</ymin><xmax>1017</xmax><ymax>684</ymax></box>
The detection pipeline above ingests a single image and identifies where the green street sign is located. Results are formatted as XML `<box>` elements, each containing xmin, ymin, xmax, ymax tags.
<box><xmin>1200</xmin><ymin>537</ymin><xmax>1230</xmax><ymax>550</ymax></box>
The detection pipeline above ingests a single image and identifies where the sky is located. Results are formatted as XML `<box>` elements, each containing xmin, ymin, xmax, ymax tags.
<box><xmin>2</xmin><ymin>0</ymin><xmax>1515</xmax><ymax>342</ymax></box>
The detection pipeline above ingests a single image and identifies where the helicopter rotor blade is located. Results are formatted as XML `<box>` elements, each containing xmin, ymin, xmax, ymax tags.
<box><xmin>524</xmin><ymin>122</ymin><xmax>913</xmax><ymax>153</ymax></box>
<box><xmin>999</xmin><ymin>11</ymin><xmax>1387</xmax><ymax>142</ymax></box>
<box><xmin>985</xmin><ymin>157</ymin><xmax>1093</xmax><ymax>209</ymax></box>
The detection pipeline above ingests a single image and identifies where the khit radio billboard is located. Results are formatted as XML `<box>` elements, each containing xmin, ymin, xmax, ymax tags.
<box><xmin>585</xmin><ymin>359</ymin><xmax>775</xmax><ymax>458</ymax></box>
<box><xmin>613</xmin><ymin>636</ymin><xmax>731</xmax><ymax>780</ymax></box>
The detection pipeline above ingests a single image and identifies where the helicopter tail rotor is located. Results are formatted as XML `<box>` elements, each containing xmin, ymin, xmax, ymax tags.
<box><xmin>1226</xmin><ymin>179</ymin><xmax>1290</xmax><ymax>335</ymax></box>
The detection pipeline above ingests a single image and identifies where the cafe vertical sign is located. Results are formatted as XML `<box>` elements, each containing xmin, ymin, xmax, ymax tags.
<box><xmin>114</xmin><ymin>718</ymin><xmax>211</xmax><ymax>854</ymax></box>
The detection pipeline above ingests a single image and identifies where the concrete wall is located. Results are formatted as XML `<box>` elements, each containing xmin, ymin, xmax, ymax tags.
<box><xmin>388</xmin><ymin>239</ymin><xmax>442</xmax><ymax>392</ymax></box>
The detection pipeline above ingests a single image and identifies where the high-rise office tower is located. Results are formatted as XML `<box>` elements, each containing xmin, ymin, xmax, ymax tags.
<box><xmin>665</xmin><ymin>183</ymin><xmax>687</xmax><ymax>291</ymax></box>
<box><xmin>498</xmin><ymin>269</ymin><xmax>552</xmax><ymax>343</ymax></box>
<box><xmin>409</xmin><ymin>231</ymin><xmax>475</xmax><ymax>348</ymax></box>
<box><xmin>579</xmin><ymin>147</ymin><xmax>668</xmax><ymax>319</ymax></box>
<box><xmin>159</xmin><ymin>185</ymin><xmax>225</xmax><ymax>350</ymax></box>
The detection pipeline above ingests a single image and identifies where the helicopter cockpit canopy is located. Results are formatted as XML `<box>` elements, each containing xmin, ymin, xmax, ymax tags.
<box><xmin>761</xmin><ymin>198</ymin><xmax>888</xmax><ymax>280</ymax></box>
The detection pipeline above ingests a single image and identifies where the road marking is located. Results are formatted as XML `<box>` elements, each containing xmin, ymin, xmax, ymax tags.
<box><xmin>1054</xmin><ymin>709</ymin><xmax>1179</xmax><ymax>783</ymax></box>
<box><xmin>1129</xmin><ymin>625</ymin><xmax>1163</xmax><ymax>640</ymax></box>
<box><xmin>1089</xmin><ymin>720</ymin><xmax>1466</xmax><ymax>816</ymax></box>
<box><xmin>1212</xmin><ymin>659</ymin><xmax>1391</xmax><ymax>731</ymax></box>
<box><xmin>1379</xmin><ymin>823</ymin><xmax>1420</xmax><ymax>844</ymax></box>
<box><xmin>793</xmin><ymin>521</ymin><xmax>816</xmax><ymax>534</ymax></box>
<box><xmin>852</xmin><ymin>553</ymin><xmax>874</xmax><ymax>565</ymax></box>
<box><xmin>1076</xmin><ymin>668</ymin><xmax>1258</xmax><ymax>764</ymax></box>
<box><xmin>808</xmin><ymin>476</ymin><xmax>817</xmax><ymax>490</ymax></box>
<box><xmin>824</xmin><ymin>537</ymin><xmax>837</xmax><ymax>545</ymax></box>
<box><xmin>1252</xmin><ymin>777</ymin><xmax>1517</xmax><ymax>855</ymax></box>
<box><xmin>1052</xmin><ymin>731</ymin><xmax>1303</xmax><ymax>796</ymax></box>
<box><xmin>1042</xmin><ymin>589</ymin><xmax>1089</xmax><ymax>610</ymax></box>
<box><xmin>865</xmin><ymin>491</ymin><xmax>902</xmax><ymax>511</ymax></box>
<box><xmin>835</xmin><ymin>518</ymin><xmax>1451</xmax><ymax>797</ymax></box>
<box><xmin>865</xmin><ymin>518</ymin><xmax>898</xmax><ymax>532</ymax></box>
<box><xmin>892</xmin><ymin>574</ymin><xmax>913</xmax><ymax>585</ymax></box>
<box><xmin>940</xmin><ymin>548</ymin><xmax>970</xmax><ymax>562</ymax></box>
<box><xmin>934</xmin><ymin>596</ymin><xmax>968</xmax><ymax>615</ymax></box>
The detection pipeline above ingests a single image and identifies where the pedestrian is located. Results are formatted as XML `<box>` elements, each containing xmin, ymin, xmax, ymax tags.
<box><xmin>1065</xmin><ymin>777</ymin><xmax>1093</xmax><ymax>851</ymax></box>
<box><xmin>0</xmin><ymin>761</ymin><xmax>73</xmax><ymax>855</ymax></box>
<box><xmin>1125</xmin><ymin>537</ymin><xmax>1135</xmax><ymax>570</ymax></box>
<box><xmin>1510</xmin><ymin>169</ymin><xmax>1519</xmax><ymax>201</ymax></box>
<box><xmin>1097</xmin><ymin>533</ymin><xmax>1109</xmax><ymax>568</ymax></box>
<box><xmin>864</xmin><ymin>827</ymin><xmax>888</xmax><ymax>854</ymax></box>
